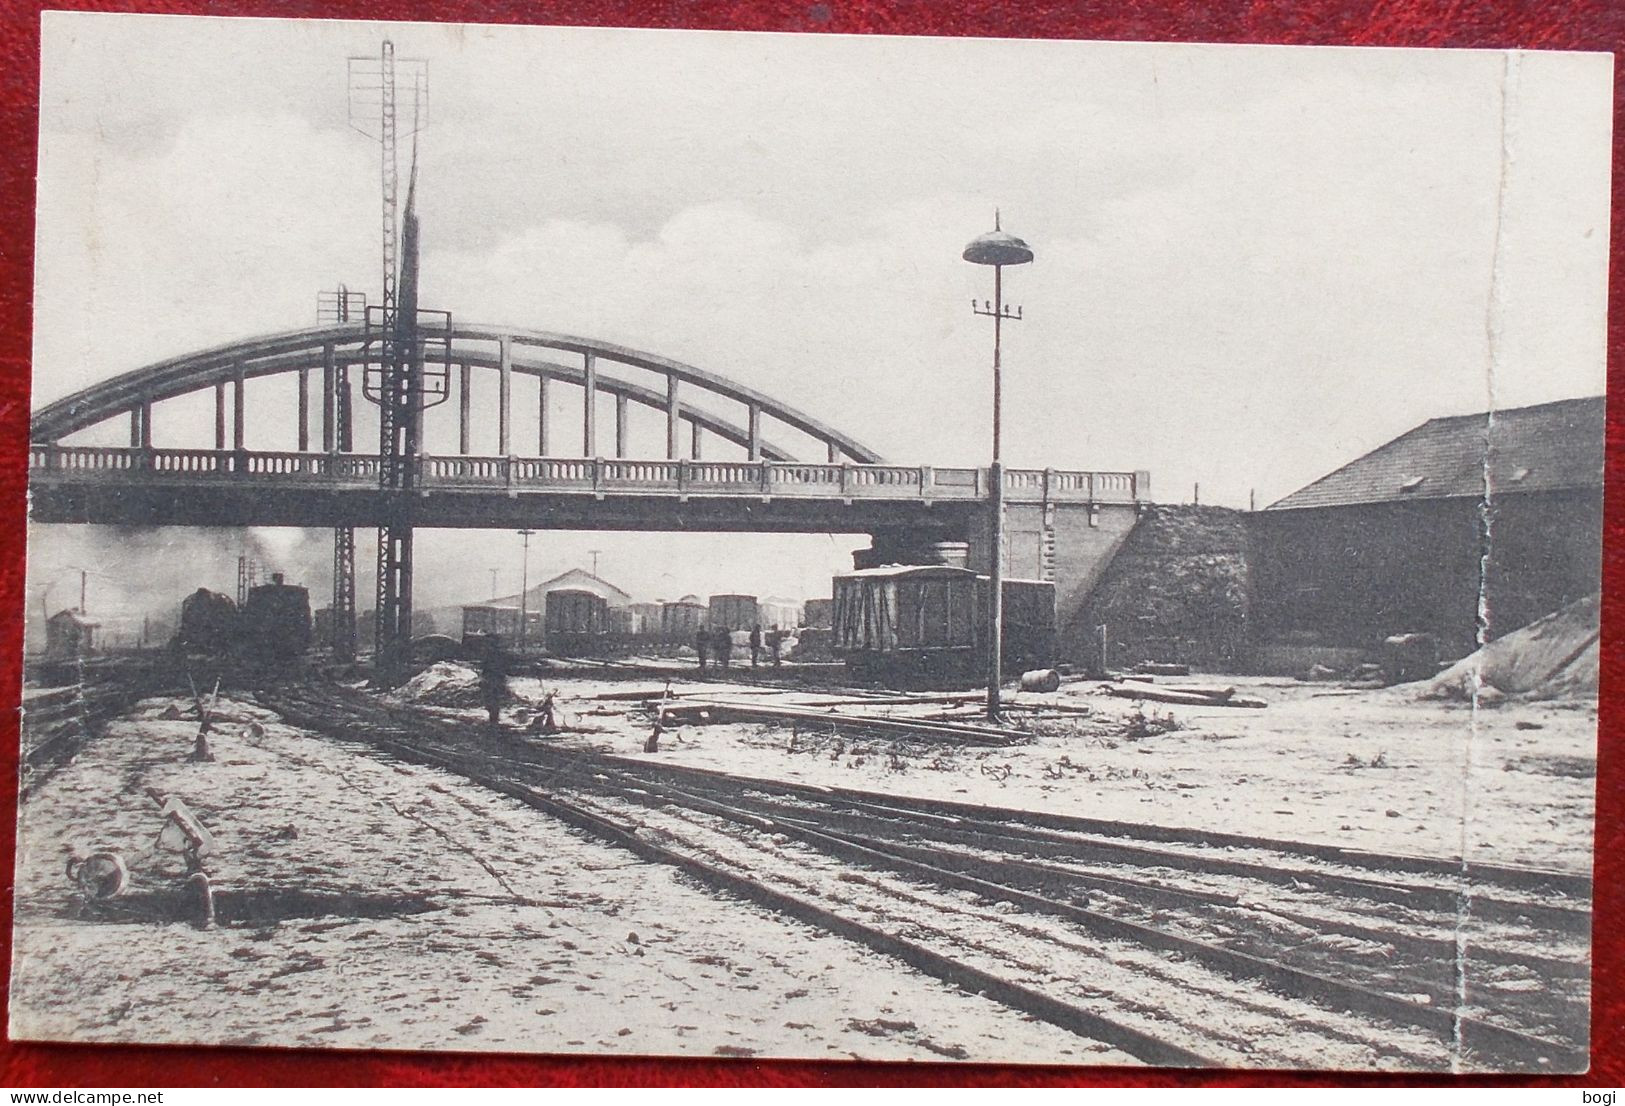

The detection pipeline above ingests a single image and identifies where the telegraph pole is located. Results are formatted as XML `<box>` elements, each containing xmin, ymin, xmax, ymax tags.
<box><xmin>517</xmin><ymin>529</ymin><xmax>536</xmax><ymax>652</ymax></box>
<box><xmin>963</xmin><ymin>212</ymin><xmax>1034</xmax><ymax>720</ymax></box>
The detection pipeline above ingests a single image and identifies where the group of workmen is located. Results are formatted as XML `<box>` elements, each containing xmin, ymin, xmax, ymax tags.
<box><xmin>695</xmin><ymin>624</ymin><xmax>781</xmax><ymax>671</ymax></box>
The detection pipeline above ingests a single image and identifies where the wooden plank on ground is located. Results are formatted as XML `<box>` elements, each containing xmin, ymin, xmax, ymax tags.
<box><xmin>657</xmin><ymin>699</ymin><xmax>1031</xmax><ymax>745</ymax></box>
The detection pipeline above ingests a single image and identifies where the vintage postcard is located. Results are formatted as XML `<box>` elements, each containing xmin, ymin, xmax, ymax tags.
<box><xmin>12</xmin><ymin>12</ymin><xmax>1608</xmax><ymax>1071</ymax></box>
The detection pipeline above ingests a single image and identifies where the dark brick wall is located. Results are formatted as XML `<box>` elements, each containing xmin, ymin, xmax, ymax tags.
<box><xmin>1073</xmin><ymin>505</ymin><xmax>1254</xmax><ymax>673</ymax></box>
<box><xmin>1247</xmin><ymin>488</ymin><xmax>1602</xmax><ymax>658</ymax></box>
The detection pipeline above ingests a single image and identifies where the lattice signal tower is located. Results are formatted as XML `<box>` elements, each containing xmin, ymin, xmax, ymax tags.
<box><xmin>347</xmin><ymin>41</ymin><xmax>450</xmax><ymax>686</ymax></box>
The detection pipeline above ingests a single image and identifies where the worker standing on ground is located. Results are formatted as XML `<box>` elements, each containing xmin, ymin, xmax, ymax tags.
<box><xmin>768</xmin><ymin>628</ymin><xmax>784</xmax><ymax>667</ymax></box>
<box><xmin>695</xmin><ymin>628</ymin><xmax>709</xmax><ymax>672</ymax></box>
<box><xmin>714</xmin><ymin>627</ymin><xmax>731</xmax><ymax>670</ymax></box>
<box><xmin>749</xmin><ymin>624</ymin><xmax>763</xmax><ymax>668</ymax></box>
<box><xmin>479</xmin><ymin>635</ymin><xmax>509</xmax><ymax>730</ymax></box>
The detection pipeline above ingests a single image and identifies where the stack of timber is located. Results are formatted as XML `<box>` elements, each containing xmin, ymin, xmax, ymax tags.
<box><xmin>1105</xmin><ymin>677</ymin><xmax>1267</xmax><ymax>709</ymax></box>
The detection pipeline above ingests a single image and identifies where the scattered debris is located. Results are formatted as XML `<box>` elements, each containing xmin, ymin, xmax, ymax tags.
<box><xmin>146</xmin><ymin>788</ymin><xmax>216</xmax><ymax>865</ymax></box>
<box><xmin>1135</xmin><ymin>662</ymin><xmax>1191</xmax><ymax>677</ymax></box>
<box><xmin>65</xmin><ymin>850</ymin><xmax>128</xmax><ymax>899</ymax></box>
<box><xmin>189</xmin><ymin>732</ymin><xmax>215</xmax><ymax>762</ymax></box>
<box><xmin>1123</xmin><ymin>706</ymin><xmax>1185</xmax><ymax>741</ymax></box>
<box><xmin>186</xmin><ymin>871</ymin><xmax>216</xmax><ymax>930</ymax></box>
<box><xmin>1503</xmin><ymin>754</ymin><xmax>1595</xmax><ymax>780</ymax></box>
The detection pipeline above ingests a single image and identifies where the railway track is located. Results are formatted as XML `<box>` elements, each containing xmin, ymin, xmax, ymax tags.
<box><xmin>257</xmin><ymin>683</ymin><xmax>1590</xmax><ymax>1071</ymax></box>
<box><xmin>19</xmin><ymin>659</ymin><xmax>185</xmax><ymax>798</ymax></box>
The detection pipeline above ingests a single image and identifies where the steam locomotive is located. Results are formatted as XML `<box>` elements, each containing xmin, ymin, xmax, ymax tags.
<box><xmin>173</xmin><ymin>574</ymin><xmax>313</xmax><ymax>664</ymax></box>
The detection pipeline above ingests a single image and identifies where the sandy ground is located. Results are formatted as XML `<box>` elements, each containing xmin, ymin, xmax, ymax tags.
<box><xmin>9</xmin><ymin>696</ymin><xmax>1122</xmax><ymax>1063</ymax></box>
<box><xmin>9</xmin><ymin>669</ymin><xmax>1595</xmax><ymax>1065</ymax></box>
<box><xmin>507</xmin><ymin>670</ymin><xmax>1598</xmax><ymax>874</ymax></box>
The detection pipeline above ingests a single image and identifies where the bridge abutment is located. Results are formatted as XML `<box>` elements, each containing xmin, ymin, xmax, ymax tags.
<box><xmin>962</xmin><ymin>475</ymin><xmax>1149</xmax><ymax>662</ymax></box>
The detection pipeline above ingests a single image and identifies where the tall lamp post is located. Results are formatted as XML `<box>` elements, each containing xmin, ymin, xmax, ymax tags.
<box><xmin>517</xmin><ymin>529</ymin><xmax>536</xmax><ymax>651</ymax></box>
<box><xmin>963</xmin><ymin>213</ymin><xmax>1034</xmax><ymax>720</ymax></box>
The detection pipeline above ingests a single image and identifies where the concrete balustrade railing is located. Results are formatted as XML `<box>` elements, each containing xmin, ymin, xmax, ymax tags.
<box><xmin>29</xmin><ymin>445</ymin><xmax>1145</xmax><ymax>504</ymax></box>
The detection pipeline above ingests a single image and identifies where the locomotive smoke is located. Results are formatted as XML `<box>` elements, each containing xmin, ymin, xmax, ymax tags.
<box><xmin>26</xmin><ymin>525</ymin><xmax>340</xmax><ymax>632</ymax></box>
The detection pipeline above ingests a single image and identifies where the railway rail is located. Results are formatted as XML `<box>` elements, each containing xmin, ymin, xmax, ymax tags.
<box><xmin>255</xmin><ymin>682</ymin><xmax>1591</xmax><ymax>1071</ymax></box>
<box><xmin>19</xmin><ymin>658</ymin><xmax>183</xmax><ymax>798</ymax></box>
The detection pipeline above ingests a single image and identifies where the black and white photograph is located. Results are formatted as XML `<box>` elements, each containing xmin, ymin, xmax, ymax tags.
<box><xmin>12</xmin><ymin>12</ymin><xmax>1609</xmax><ymax>1071</ymax></box>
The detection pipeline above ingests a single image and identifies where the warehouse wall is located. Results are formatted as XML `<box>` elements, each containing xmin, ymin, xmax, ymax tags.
<box><xmin>1247</xmin><ymin>488</ymin><xmax>1603</xmax><ymax>659</ymax></box>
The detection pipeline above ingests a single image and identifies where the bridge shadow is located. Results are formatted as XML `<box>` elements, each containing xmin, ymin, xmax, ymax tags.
<box><xmin>76</xmin><ymin>887</ymin><xmax>441</xmax><ymax>927</ymax></box>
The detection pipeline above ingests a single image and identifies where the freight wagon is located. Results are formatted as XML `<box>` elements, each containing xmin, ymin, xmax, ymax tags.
<box><xmin>661</xmin><ymin>596</ymin><xmax>707</xmax><ymax>641</ymax></box>
<box><xmin>831</xmin><ymin>565</ymin><xmax>1055</xmax><ymax>681</ymax></box>
<box><xmin>545</xmin><ymin>588</ymin><xmax>609</xmax><ymax>654</ymax></box>
<box><xmin>708</xmin><ymin>594</ymin><xmax>760</xmax><ymax>633</ymax></box>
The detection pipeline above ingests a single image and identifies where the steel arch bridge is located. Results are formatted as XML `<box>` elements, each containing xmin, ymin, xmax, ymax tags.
<box><xmin>28</xmin><ymin>319</ymin><xmax>1148</xmax><ymax>534</ymax></box>
<box><xmin>30</xmin><ymin>321</ymin><xmax>884</xmax><ymax>465</ymax></box>
<box><xmin>26</xmin><ymin>318</ymin><xmax>1149</xmax><ymax>666</ymax></box>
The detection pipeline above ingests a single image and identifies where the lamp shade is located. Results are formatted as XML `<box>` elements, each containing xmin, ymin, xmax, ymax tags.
<box><xmin>962</xmin><ymin>228</ymin><xmax>1034</xmax><ymax>267</ymax></box>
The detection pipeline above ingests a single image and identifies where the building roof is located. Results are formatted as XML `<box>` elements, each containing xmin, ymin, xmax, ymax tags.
<box><xmin>48</xmin><ymin>608</ymin><xmax>99</xmax><ymax>627</ymax></box>
<box><xmin>1266</xmin><ymin>397</ymin><xmax>1605</xmax><ymax>512</ymax></box>
<box><xmin>491</xmin><ymin>568</ymin><xmax>632</xmax><ymax>608</ymax></box>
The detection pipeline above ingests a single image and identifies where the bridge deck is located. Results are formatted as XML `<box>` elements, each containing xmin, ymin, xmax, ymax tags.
<box><xmin>29</xmin><ymin>446</ymin><xmax>1146</xmax><ymax>532</ymax></box>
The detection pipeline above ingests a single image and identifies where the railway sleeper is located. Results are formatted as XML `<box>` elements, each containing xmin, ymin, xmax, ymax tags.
<box><xmin>597</xmin><ymin>759</ymin><xmax>1589</xmax><ymax>935</ymax></box>
<box><xmin>348</xmin><ymin>730</ymin><xmax>1216</xmax><ymax>1068</ymax></box>
<box><xmin>553</xmin><ymin>763</ymin><xmax>1586</xmax><ymax>1073</ymax></box>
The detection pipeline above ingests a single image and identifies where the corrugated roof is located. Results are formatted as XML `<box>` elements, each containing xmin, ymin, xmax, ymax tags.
<box><xmin>1266</xmin><ymin>396</ymin><xmax>1605</xmax><ymax>511</ymax></box>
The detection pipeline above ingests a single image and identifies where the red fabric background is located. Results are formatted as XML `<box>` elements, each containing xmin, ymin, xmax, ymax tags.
<box><xmin>0</xmin><ymin>0</ymin><xmax>1618</xmax><ymax>1089</ymax></box>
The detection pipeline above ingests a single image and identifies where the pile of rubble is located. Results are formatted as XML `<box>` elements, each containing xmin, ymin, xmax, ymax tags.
<box><xmin>1418</xmin><ymin>593</ymin><xmax>1599</xmax><ymax>703</ymax></box>
<box><xmin>387</xmin><ymin>661</ymin><xmax>489</xmax><ymax>708</ymax></box>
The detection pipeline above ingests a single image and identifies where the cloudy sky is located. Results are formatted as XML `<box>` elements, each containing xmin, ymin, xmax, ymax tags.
<box><xmin>27</xmin><ymin>14</ymin><xmax>1613</xmax><ymax>623</ymax></box>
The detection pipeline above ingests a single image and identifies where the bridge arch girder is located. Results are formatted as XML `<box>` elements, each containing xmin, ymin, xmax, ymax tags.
<box><xmin>29</xmin><ymin>322</ymin><xmax>882</xmax><ymax>464</ymax></box>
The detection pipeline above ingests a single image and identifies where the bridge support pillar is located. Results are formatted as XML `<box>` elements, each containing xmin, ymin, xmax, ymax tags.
<box><xmin>538</xmin><ymin>375</ymin><xmax>550</xmax><ymax>455</ymax></box>
<box><xmin>615</xmin><ymin>393</ymin><xmax>628</xmax><ymax>458</ymax></box>
<box><xmin>665</xmin><ymin>375</ymin><xmax>680</xmax><ymax>459</ymax></box>
<box><xmin>498</xmin><ymin>334</ymin><xmax>512</xmax><ymax>456</ymax></box>
<box><xmin>690</xmin><ymin>422</ymin><xmax>702</xmax><ymax>461</ymax></box>
<box><xmin>583</xmin><ymin>352</ymin><xmax>598</xmax><ymax>456</ymax></box>
<box><xmin>337</xmin><ymin>366</ymin><xmax>353</xmax><ymax>452</ymax></box>
<box><xmin>458</xmin><ymin>363</ymin><xmax>471</xmax><ymax>454</ymax></box>
<box><xmin>321</xmin><ymin>346</ymin><xmax>335</xmax><ymax>453</ymax></box>
<box><xmin>232</xmin><ymin>367</ymin><xmax>245</xmax><ymax>451</ymax></box>
<box><xmin>853</xmin><ymin>532</ymin><xmax>971</xmax><ymax>571</ymax></box>
<box><xmin>747</xmin><ymin>404</ymin><xmax>761</xmax><ymax>461</ymax></box>
<box><xmin>214</xmin><ymin>384</ymin><xmax>227</xmax><ymax>451</ymax></box>
<box><xmin>297</xmin><ymin>368</ymin><xmax>310</xmax><ymax>452</ymax></box>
